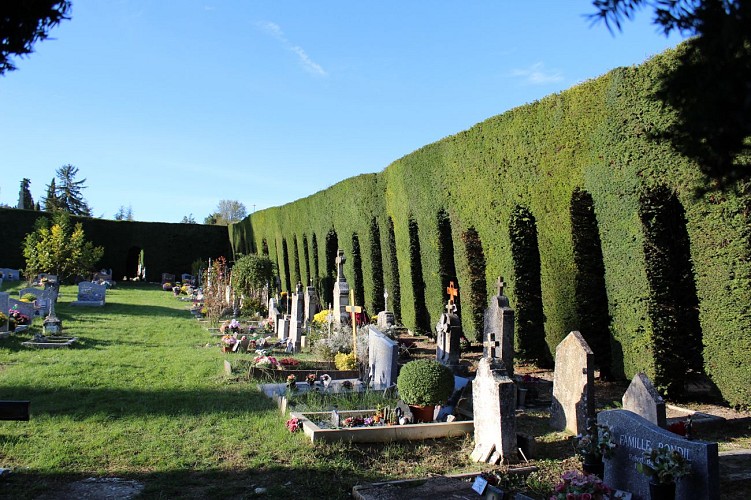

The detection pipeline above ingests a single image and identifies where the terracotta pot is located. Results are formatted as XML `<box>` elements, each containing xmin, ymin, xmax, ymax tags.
<box><xmin>222</xmin><ymin>346</ymin><xmax>232</xmax><ymax>353</ymax></box>
<box><xmin>409</xmin><ymin>404</ymin><xmax>436</xmax><ymax>423</ymax></box>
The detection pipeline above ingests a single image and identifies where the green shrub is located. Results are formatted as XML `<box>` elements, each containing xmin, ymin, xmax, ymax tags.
<box><xmin>396</xmin><ymin>359</ymin><xmax>455</xmax><ymax>406</ymax></box>
<box><xmin>334</xmin><ymin>352</ymin><xmax>357</xmax><ymax>370</ymax></box>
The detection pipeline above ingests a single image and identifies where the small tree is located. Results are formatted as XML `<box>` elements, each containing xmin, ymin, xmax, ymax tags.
<box><xmin>205</xmin><ymin>200</ymin><xmax>247</xmax><ymax>225</ymax></box>
<box><xmin>41</xmin><ymin>178</ymin><xmax>59</xmax><ymax>211</ymax></box>
<box><xmin>114</xmin><ymin>205</ymin><xmax>134</xmax><ymax>221</ymax></box>
<box><xmin>180</xmin><ymin>213</ymin><xmax>196</xmax><ymax>224</ymax></box>
<box><xmin>231</xmin><ymin>253</ymin><xmax>275</xmax><ymax>314</ymax></box>
<box><xmin>22</xmin><ymin>211</ymin><xmax>103</xmax><ymax>283</ymax></box>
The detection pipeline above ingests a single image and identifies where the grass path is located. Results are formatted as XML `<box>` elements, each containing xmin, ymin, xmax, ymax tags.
<box><xmin>0</xmin><ymin>283</ymin><xmax>474</xmax><ymax>499</ymax></box>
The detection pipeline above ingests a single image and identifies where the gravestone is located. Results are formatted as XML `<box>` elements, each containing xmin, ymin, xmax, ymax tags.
<box><xmin>0</xmin><ymin>268</ymin><xmax>20</xmax><ymax>281</ymax></box>
<box><xmin>622</xmin><ymin>373</ymin><xmax>667</xmax><ymax>428</ymax></box>
<box><xmin>288</xmin><ymin>283</ymin><xmax>305</xmax><ymax>350</ymax></box>
<box><xmin>277</xmin><ymin>315</ymin><xmax>290</xmax><ymax>340</ymax></box>
<box><xmin>71</xmin><ymin>282</ymin><xmax>106</xmax><ymax>306</ymax></box>
<box><xmin>471</xmin><ymin>357</ymin><xmax>517</xmax><ymax>464</ymax></box>
<box><xmin>436</xmin><ymin>282</ymin><xmax>462</xmax><ymax>369</ymax></box>
<box><xmin>377</xmin><ymin>288</ymin><xmax>395</xmax><ymax>330</ymax></box>
<box><xmin>483</xmin><ymin>276</ymin><xmax>514</xmax><ymax>378</ymax></box>
<box><xmin>332</xmin><ymin>249</ymin><xmax>350</xmax><ymax>326</ymax></box>
<box><xmin>268</xmin><ymin>297</ymin><xmax>280</xmax><ymax>334</ymax></box>
<box><xmin>550</xmin><ymin>331</ymin><xmax>595</xmax><ymax>435</ymax></box>
<box><xmin>599</xmin><ymin>409</ymin><xmax>719</xmax><ymax>500</ymax></box>
<box><xmin>19</xmin><ymin>287</ymin><xmax>55</xmax><ymax>316</ymax></box>
<box><xmin>376</xmin><ymin>310</ymin><xmax>395</xmax><ymax>330</ymax></box>
<box><xmin>9</xmin><ymin>299</ymin><xmax>34</xmax><ymax>322</ymax></box>
<box><xmin>161</xmin><ymin>273</ymin><xmax>175</xmax><ymax>284</ymax></box>
<box><xmin>303</xmin><ymin>282</ymin><xmax>319</xmax><ymax>327</ymax></box>
<box><xmin>367</xmin><ymin>326</ymin><xmax>399</xmax><ymax>389</ymax></box>
<box><xmin>0</xmin><ymin>293</ymin><xmax>8</xmax><ymax>334</ymax></box>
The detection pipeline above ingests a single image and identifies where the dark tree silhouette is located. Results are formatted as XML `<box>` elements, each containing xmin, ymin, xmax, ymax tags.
<box><xmin>17</xmin><ymin>178</ymin><xmax>33</xmax><ymax>210</ymax></box>
<box><xmin>54</xmin><ymin>164</ymin><xmax>91</xmax><ymax>216</ymax></box>
<box><xmin>0</xmin><ymin>1</ymin><xmax>71</xmax><ymax>75</ymax></box>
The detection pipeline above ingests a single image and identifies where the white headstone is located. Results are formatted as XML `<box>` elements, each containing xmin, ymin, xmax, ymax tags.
<box><xmin>471</xmin><ymin>358</ymin><xmax>517</xmax><ymax>464</ymax></box>
<box><xmin>367</xmin><ymin>326</ymin><xmax>399</xmax><ymax>389</ymax></box>
<box><xmin>550</xmin><ymin>331</ymin><xmax>595</xmax><ymax>435</ymax></box>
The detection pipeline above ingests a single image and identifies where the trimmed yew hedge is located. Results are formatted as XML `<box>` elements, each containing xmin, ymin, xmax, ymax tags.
<box><xmin>228</xmin><ymin>42</ymin><xmax>750</xmax><ymax>408</ymax></box>
<box><xmin>0</xmin><ymin>208</ymin><xmax>230</xmax><ymax>283</ymax></box>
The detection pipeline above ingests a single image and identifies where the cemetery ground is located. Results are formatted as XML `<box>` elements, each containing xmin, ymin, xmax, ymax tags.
<box><xmin>0</xmin><ymin>284</ymin><xmax>749</xmax><ymax>499</ymax></box>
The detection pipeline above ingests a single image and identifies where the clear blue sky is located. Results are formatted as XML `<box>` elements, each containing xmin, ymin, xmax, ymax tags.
<box><xmin>0</xmin><ymin>1</ymin><xmax>687</xmax><ymax>223</ymax></box>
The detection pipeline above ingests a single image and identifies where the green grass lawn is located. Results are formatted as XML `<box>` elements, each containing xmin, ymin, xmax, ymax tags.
<box><xmin>0</xmin><ymin>283</ymin><xmax>489</xmax><ymax>499</ymax></box>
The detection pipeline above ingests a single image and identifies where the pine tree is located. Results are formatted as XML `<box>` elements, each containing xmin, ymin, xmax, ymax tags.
<box><xmin>55</xmin><ymin>164</ymin><xmax>91</xmax><ymax>216</ymax></box>
<box><xmin>42</xmin><ymin>178</ymin><xmax>60</xmax><ymax>212</ymax></box>
<box><xmin>17</xmin><ymin>178</ymin><xmax>34</xmax><ymax>210</ymax></box>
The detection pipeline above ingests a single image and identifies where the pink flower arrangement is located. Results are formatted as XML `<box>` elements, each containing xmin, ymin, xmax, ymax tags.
<box><xmin>253</xmin><ymin>354</ymin><xmax>278</xmax><ymax>368</ymax></box>
<box><xmin>550</xmin><ymin>471</ymin><xmax>611</xmax><ymax>500</ymax></box>
<box><xmin>221</xmin><ymin>335</ymin><xmax>237</xmax><ymax>346</ymax></box>
<box><xmin>286</xmin><ymin>417</ymin><xmax>301</xmax><ymax>433</ymax></box>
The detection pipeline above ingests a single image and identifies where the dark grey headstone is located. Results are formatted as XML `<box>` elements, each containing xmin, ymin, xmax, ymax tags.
<box><xmin>550</xmin><ymin>331</ymin><xmax>594</xmax><ymax>435</ymax></box>
<box><xmin>367</xmin><ymin>326</ymin><xmax>399</xmax><ymax>389</ymax></box>
<box><xmin>303</xmin><ymin>285</ymin><xmax>318</xmax><ymax>326</ymax></box>
<box><xmin>75</xmin><ymin>282</ymin><xmax>106</xmax><ymax>304</ymax></box>
<box><xmin>471</xmin><ymin>357</ymin><xmax>516</xmax><ymax>463</ymax></box>
<box><xmin>289</xmin><ymin>283</ymin><xmax>305</xmax><ymax>349</ymax></box>
<box><xmin>623</xmin><ymin>373</ymin><xmax>667</xmax><ymax>428</ymax></box>
<box><xmin>599</xmin><ymin>409</ymin><xmax>719</xmax><ymax>500</ymax></box>
<box><xmin>483</xmin><ymin>293</ymin><xmax>514</xmax><ymax>378</ymax></box>
<box><xmin>0</xmin><ymin>293</ymin><xmax>8</xmax><ymax>333</ymax></box>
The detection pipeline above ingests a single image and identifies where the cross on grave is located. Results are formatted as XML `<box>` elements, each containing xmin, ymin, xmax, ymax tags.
<box><xmin>335</xmin><ymin>250</ymin><xmax>346</xmax><ymax>281</ymax></box>
<box><xmin>383</xmin><ymin>288</ymin><xmax>389</xmax><ymax>312</ymax></box>
<box><xmin>484</xmin><ymin>332</ymin><xmax>501</xmax><ymax>359</ymax></box>
<box><xmin>345</xmin><ymin>289</ymin><xmax>362</xmax><ymax>357</ymax></box>
<box><xmin>446</xmin><ymin>281</ymin><xmax>459</xmax><ymax>304</ymax></box>
<box><xmin>495</xmin><ymin>276</ymin><xmax>506</xmax><ymax>297</ymax></box>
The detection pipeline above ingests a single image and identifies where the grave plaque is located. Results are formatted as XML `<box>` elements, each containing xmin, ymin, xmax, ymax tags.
<box><xmin>367</xmin><ymin>326</ymin><xmax>399</xmax><ymax>390</ymax></box>
<box><xmin>599</xmin><ymin>409</ymin><xmax>719</xmax><ymax>500</ymax></box>
<box><xmin>277</xmin><ymin>315</ymin><xmax>290</xmax><ymax>340</ymax></box>
<box><xmin>471</xmin><ymin>357</ymin><xmax>516</xmax><ymax>464</ymax></box>
<box><xmin>550</xmin><ymin>331</ymin><xmax>594</xmax><ymax>435</ymax></box>
<box><xmin>622</xmin><ymin>373</ymin><xmax>667</xmax><ymax>428</ymax></box>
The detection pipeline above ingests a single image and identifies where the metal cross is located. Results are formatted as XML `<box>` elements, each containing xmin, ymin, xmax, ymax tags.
<box><xmin>446</xmin><ymin>281</ymin><xmax>459</xmax><ymax>304</ymax></box>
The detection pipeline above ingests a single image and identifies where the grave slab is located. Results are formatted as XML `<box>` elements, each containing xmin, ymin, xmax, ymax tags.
<box><xmin>599</xmin><ymin>409</ymin><xmax>719</xmax><ymax>500</ymax></box>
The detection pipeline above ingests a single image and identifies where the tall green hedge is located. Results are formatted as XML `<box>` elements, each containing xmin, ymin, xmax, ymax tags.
<box><xmin>0</xmin><ymin>208</ymin><xmax>230</xmax><ymax>282</ymax></box>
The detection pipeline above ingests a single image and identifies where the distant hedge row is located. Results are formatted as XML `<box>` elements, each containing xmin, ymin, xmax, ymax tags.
<box><xmin>0</xmin><ymin>208</ymin><xmax>230</xmax><ymax>282</ymax></box>
<box><xmin>228</xmin><ymin>43</ymin><xmax>751</xmax><ymax>408</ymax></box>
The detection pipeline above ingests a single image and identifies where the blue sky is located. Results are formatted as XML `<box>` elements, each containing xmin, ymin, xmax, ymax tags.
<box><xmin>0</xmin><ymin>1</ymin><xmax>687</xmax><ymax>223</ymax></box>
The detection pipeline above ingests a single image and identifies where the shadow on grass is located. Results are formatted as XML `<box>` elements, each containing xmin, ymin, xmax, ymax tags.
<box><xmin>0</xmin><ymin>385</ymin><xmax>277</xmax><ymax>418</ymax></box>
<box><xmin>0</xmin><ymin>464</ymin><xmax>378</xmax><ymax>500</ymax></box>
<box><xmin>55</xmin><ymin>302</ymin><xmax>193</xmax><ymax>320</ymax></box>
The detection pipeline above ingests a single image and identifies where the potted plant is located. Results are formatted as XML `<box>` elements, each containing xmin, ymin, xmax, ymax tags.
<box><xmin>636</xmin><ymin>446</ymin><xmax>691</xmax><ymax>500</ymax></box>
<box><xmin>220</xmin><ymin>334</ymin><xmax>237</xmax><ymax>353</ymax></box>
<box><xmin>286</xmin><ymin>374</ymin><xmax>297</xmax><ymax>391</ymax></box>
<box><xmin>396</xmin><ymin>359</ymin><xmax>455</xmax><ymax>423</ymax></box>
<box><xmin>575</xmin><ymin>421</ymin><xmax>616</xmax><ymax>478</ymax></box>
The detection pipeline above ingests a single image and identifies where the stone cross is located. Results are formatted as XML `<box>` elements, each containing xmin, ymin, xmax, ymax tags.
<box><xmin>335</xmin><ymin>249</ymin><xmax>346</xmax><ymax>282</ymax></box>
<box><xmin>383</xmin><ymin>288</ymin><xmax>389</xmax><ymax>312</ymax></box>
<box><xmin>345</xmin><ymin>289</ymin><xmax>362</xmax><ymax>357</ymax></box>
<box><xmin>495</xmin><ymin>276</ymin><xmax>506</xmax><ymax>296</ymax></box>
<box><xmin>484</xmin><ymin>332</ymin><xmax>501</xmax><ymax>359</ymax></box>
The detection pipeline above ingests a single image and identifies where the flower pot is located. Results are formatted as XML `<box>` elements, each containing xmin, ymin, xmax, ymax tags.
<box><xmin>582</xmin><ymin>453</ymin><xmax>604</xmax><ymax>479</ymax></box>
<box><xmin>649</xmin><ymin>480</ymin><xmax>676</xmax><ymax>500</ymax></box>
<box><xmin>409</xmin><ymin>404</ymin><xmax>436</xmax><ymax>423</ymax></box>
<box><xmin>222</xmin><ymin>346</ymin><xmax>232</xmax><ymax>353</ymax></box>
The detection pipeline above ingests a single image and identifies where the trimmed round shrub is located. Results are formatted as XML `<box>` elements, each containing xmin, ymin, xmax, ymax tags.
<box><xmin>396</xmin><ymin>359</ymin><xmax>455</xmax><ymax>406</ymax></box>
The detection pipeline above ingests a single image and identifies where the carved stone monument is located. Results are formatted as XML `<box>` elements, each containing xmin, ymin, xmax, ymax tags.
<box><xmin>436</xmin><ymin>282</ymin><xmax>462</xmax><ymax>368</ymax></box>
<box><xmin>550</xmin><ymin>331</ymin><xmax>595</xmax><ymax>435</ymax></box>
<box><xmin>483</xmin><ymin>276</ymin><xmax>514</xmax><ymax>378</ymax></box>
<box><xmin>288</xmin><ymin>282</ymin><xmax>305</xmax><ymax>350</ymax></box>
<box><xmin>622</xmin><ymin>372</ymin><xmax>667</xmax><ymax>428</ymax></box>
<box><xmin>471</xmin><ymin>357</ymin><xmax>517</xmax><ymax>464</ymax></box>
